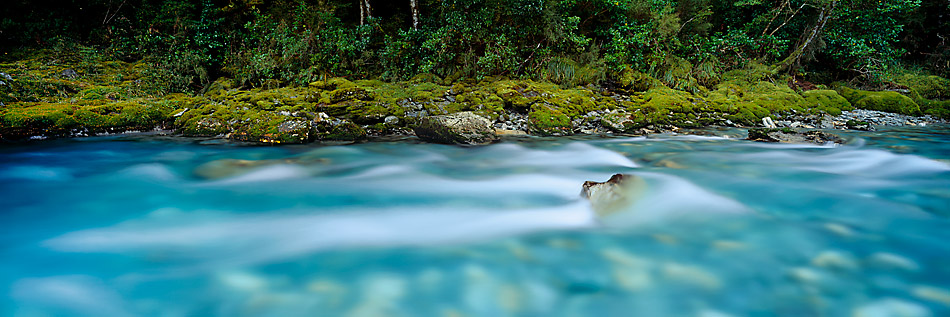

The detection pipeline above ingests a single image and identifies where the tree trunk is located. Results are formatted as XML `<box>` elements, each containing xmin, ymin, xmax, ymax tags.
<box><xmin>364</xmin><ymin>0</ymin><xmax>373</xmax><ymax>20</ymax></box>
<box><xmin>774</xmin><ymin>0</ymin><xmax>837</xmax><ymax>73</ymax></box>
<box><xmin>359</xmin><ymin>0</ymin><xmax>366</xmax><ymax>25</ymax></box>
<box><xmin>410</xmin><ymin>0</ymin><xmax>420</xmax><ymax>30</ymax></box>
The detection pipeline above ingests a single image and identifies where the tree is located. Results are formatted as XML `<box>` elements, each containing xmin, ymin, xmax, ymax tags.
<box><xmin>410</xmin><ymin>0</ymin><xmax>420</xmax><ymax>30</ymax></box>
<box><xmin>359</xmin><ymin>0</ymin><xmax>373</xmax><ymax>25</ymax></box>
<box><xmin>774</xmin><ymin>0</ymin><xmax>837</xmax><ymax>72</ymax></box>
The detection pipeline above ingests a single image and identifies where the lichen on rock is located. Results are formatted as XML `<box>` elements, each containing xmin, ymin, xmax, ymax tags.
<box><xmin>412</xmin><ymin>111</ymin><xmax>498</xmax><ymax>145</ymax></box>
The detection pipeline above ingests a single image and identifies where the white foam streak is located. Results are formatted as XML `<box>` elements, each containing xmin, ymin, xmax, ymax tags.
<box><xmin>0</xmin><ymin>165</ymin><xmax>72</xmax><ymax>181</ymax></box>
<box><xmin>597</xmin><ymin>172</ymin><xmax>752</xmax><ymax>226</ymax></box>
<box><xmin>12</xmin><ymin>276</ymin><xmax>132</xmax><ymax>317</ymax></box>
<box><xmin>45</xmin><ymin>202</ymin><xmax>596</xmax><ymax>266</ymax></box>
<box><xmin>739</xmin><ymin>149</ymin><xmax>950</xmax><ymax>176</ymax></box>
<box><xmin>476</xmin><ymin>142</ymin><xmax>637</xmax><ymax>168</ymax></box>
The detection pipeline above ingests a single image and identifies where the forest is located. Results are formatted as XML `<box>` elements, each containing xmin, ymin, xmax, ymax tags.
<box><xmin>3</xmin><ymin>0</ymin><xmax>948</xmax><ymax>90</ymax></box>
<box><xmin>1</xmin><ymin>0</ymin><xmax>949</xmax><ymax>142</ymax></box>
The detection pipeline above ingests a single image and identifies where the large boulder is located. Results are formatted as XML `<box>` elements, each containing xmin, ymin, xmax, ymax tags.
<box><xmin>413</xmin><ymin>111</ymin><xmax>498</xmax><ymax>145</ymax></box>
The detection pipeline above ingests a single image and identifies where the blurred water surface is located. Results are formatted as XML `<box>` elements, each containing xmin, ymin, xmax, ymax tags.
<box><xmin>2</xmin><ymin>126</ymin><xmax>949</xmax><ymax>316</ymax></box>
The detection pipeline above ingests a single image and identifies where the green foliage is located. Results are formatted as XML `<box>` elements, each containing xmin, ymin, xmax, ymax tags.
<box><xmin>0</xmin><ymin>0</ymin><xmax>940</xmax><ymax>96</ymax></box>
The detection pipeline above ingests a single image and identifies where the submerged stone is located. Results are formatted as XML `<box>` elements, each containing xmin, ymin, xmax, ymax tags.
<box><xmin>412</xmin><ymin>111</ymin><xmax>498</xmax><ymax>145</ymax></box>
<box><xmin>912</xmin><ymin>285</ymin><xmax>950</xmax><ymax>306</ymax></box>
<box><xmin>852</xmin><ymin>298</ymin><xmax>932</xmax><ymax>317</ymax></box>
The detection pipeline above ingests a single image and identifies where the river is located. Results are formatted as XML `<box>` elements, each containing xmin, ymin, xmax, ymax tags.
<box><xmin>2</xmin><ymin>126</ymin><xmax>949</xmax><ymax>316</ymax></box>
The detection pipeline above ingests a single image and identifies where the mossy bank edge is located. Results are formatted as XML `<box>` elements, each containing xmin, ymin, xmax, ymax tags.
<box><xmin>3</xmin><ymin>56</ymin><xmax>949</xmax><ymax>144</ymax></box>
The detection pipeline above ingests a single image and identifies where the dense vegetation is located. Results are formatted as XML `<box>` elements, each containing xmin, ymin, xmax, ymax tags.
<box><xmin>3</xmin><ymin>0</ymin><xmax>948</xmax><ymax>90</ymax></box>
<box><xmin>1</xmin><ymin>0</ymin><xmax>948</xmax><ymax>143</ymax></box>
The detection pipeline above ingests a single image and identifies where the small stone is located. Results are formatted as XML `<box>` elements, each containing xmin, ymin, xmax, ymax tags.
<box><xmin>654</xmin><ymin>159</ymin><xmax>685</xmax><ymax>169</ymax></box>
<box><xmin>912</xmin><ymin>285</ymin><xmax>950</xmax><ymax>306</ymax></box>
<box><xmin>60</xmin><ymin>68</ymin><xmax>79</xmax><ymax>79</ymax></box>
<box><xmin>712</xmin><ymin>240</ymin><xmax>745</xmax><ymax>251</ymax></box>
<box><xmin>612</xmin><ymin>266</ymin><xmax>652</xmax><ymax>291</ymax></box>
<box><xmin>869</xmin><ymin>253</ymin><xmax>920</xmax><ymax>272</ymax></box>
<box><xmin>601</xmin><ymin>248</ymin><xmax>650</xmax><ymax>268</ymax></box>
<box><xmin>662</xmin><ymin>263</ymin><xmax>721</xmax><ymax>290</ymax></box>
<box><xmin>697</xmin><ymin>309</ymin><xmax>737</xmax><ymax>317</ymax></box>
<box><xmin>384</xmin><ymin>116</ymin><xmax>399</xmax><ymax>125</ymax></box>
<box><xmin>787</xmin><ymin>267</ymin><xmax>822</xmax><ymax>284</ymax></box>
<box><xmin>217</xmin><ymin>271</ymin><xmax>267</xmax><ymax>291</ymax></box>
<box><xmin>852</xmin><ymin>298</ymin><xmax>931</xmax><ymax>317</ymax></box>
<box><xmin>652</xmin><ymin>234</ymin><xmax>678</xmax><ymax>245</ymax></box>
<box><xmin>825</xmin><ymin>223</ymin><xmax>855</xmax><ymax>237</ymax></box>
<box><xmin>307</xmin><ymin>279</ymin><xmax>345</xmax><ymax>294</ymax></box>
<box><xmin>494</xmin><ymin>129</ymin><xmax>527</xmax><ymax>136</ymax></box>
<box><xmin>812</xmin><ymin>250</ymin><xmax>859</xmax><ymax>271</ymax></box>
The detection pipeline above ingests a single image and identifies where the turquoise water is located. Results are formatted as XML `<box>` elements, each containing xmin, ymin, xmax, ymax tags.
<box><xmin>2</xmin><ymin>126</ymin><xmax>950</xmax><ymax>316</ymax></box>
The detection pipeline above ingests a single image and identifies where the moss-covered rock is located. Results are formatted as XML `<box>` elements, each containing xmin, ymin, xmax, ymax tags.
<box><xmin>1</xmin><ymin>99</ymin><xmax>177</xmax><ymax>139</ymax></box>
<box><xmin>528</xmin><ymin>104</ymin><xmax>572</xmax><ymax>135</ymax></box>
<box><xmin>803</xmin><ymin>89</ymin><xmax>852</xmax><ymax>115</ymax></box>
<box><xmin>312</xmin><ymin>113</ymin><xmax>366</xmax><ymax>141</ymax></box>
<box><xmin>601</xmin><ymin>112</ymin><xmax>648</xmax><ymax>133</ymax></box>
<box><xmin>894</xmin><ymin>74</ymin><xmax>950</xmax><ymax>100</ymax></box>
<box><xmin>329</xmin><ymin>87</ymin><xmax>374</xmax><ymax>103</ymax></box>
<box><xmin>837</xmin><ymin>87</ymin><xmax>920</xmax><ymax>115</ymax></box>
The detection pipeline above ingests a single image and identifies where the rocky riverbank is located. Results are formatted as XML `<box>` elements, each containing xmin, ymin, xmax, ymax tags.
<box><xmin>3</xmin><ymin>53</ymin><xmax>949</xmax><ymax>144</ymax></box>
<box><xmin>765</xmin><ymin>109</ymin><xmax>946</xmax><ymax>132</ymax></box>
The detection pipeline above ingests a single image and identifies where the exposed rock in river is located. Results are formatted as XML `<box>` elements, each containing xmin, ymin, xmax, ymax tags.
<box><xmin>747</xmin><ymin>128</ymin><xmax>844</xmax><ymax>145</ymax></box>
<box><xmin>581</xmin><ymin>174</ymin><xmax>647</xmax><ymax>217</ymax></box>
<box><xmin>413</xmin><ymin>111</ymin><xmax>498</xmax><ymax>145</ymax></box>
<box><xmin>582</xmin><ymin>173</ymin><xmax>751</xmax><ymax>226</ymax></box>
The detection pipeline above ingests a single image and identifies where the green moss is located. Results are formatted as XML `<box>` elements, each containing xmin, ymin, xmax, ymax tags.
<box><xmin>78</xmin><ymin>86</ymin><xmax>130</xmax><ymax>101</ymax></box>
<box><xmin>1</xmin><ymin>99</ymin><xmax>174</xmax><ymax>139</ymax></box>
<box><xmin>346</xmin><ymin>101</ymin><xmax>403</xmax><ymax>124</ymax></box>
<box><xmin>313</xmin><ymin>120</ymin><xmax>367</xmax><ymax>141</ymax></box>
<box><xmin>409</xmin><ymin>73</ymin><xmax>441</xmax><ymax>84</ymax></box>
<box><xmin>618</xmin><ymin>68</ymin><xmax>662</xmax><ymax>92</ymax></box>
<box><xmin>308</xmin><ymin>77</ymin><xmax>356</xmax><ymax>90</ymax></box>
<box><xmin>528</xmin><ymin>105</ymin><xmax>571</xmax><ymax>135</ymax></box>
<box><xmin>837</xmin><ymin>87</ymin><xmax>920</xmax><ymax>115</ymax></box>
<box><xmin>894</xmin><ymin>74</ymin><xmax>950</xmax><ymax>100</ymax></box>
<box><xmin>917</xmin><ymin>98</ymin><xmax>950</xmax><ymax>119</ymax></box>
<box><xmin>203</xmin><ymin>77</ymin><xmax>236</xmax><ymax>97</ymax></box>
<box><xmin>330</xmin><ymin>87</ymin><xmax>374</xmax><ymax>103</ymax></box>
<box><xmin>888</xmin><ymin>74</ymin><xmax>950</xmax><ymax>119</ymax></box>
<box><xmin>803</xmin><ymin>89</ymin><xmax>852</xmax><ymax>115</ymax></box>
